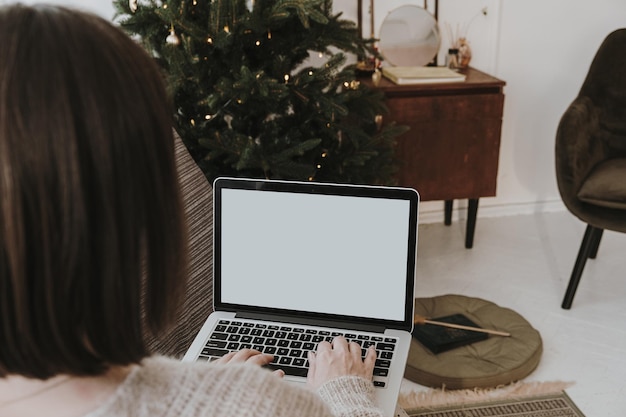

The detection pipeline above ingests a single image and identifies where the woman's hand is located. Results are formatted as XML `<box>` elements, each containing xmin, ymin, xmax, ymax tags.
<box><xmin>306</xmin><ymin>336</ymin><xmax>376</xmax><ymax>390</ymax></box>
<box><xmin>215</xmin><ymin>349</ymin><xmax>285</xmax><ymax>377</ymax></box>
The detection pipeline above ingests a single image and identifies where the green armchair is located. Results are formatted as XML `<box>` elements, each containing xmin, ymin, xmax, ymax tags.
<box><xmin>556</xmin><ymin>28</ymin><xmax>626</xmax><ymax>309</ymax></box>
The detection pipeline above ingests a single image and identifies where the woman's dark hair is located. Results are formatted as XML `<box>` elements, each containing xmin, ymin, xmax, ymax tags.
<box><xmin>0</xmin><ymin>4</ymin><xmax>188</xmax><ymax>378</ymax></box>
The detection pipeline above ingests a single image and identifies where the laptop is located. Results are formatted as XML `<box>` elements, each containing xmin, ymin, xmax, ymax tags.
<box><xmin>183</xmin><ymin>177</ymin><xmax>419</xmax><ymax>417</ymax></box>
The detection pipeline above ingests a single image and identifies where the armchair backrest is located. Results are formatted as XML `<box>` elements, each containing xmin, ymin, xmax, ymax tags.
<box><xmin>147</xmin><ymin>132</ymin><xmax>214</xmax><ymax>357</ymax></box>
<box><xmin>579</xmin><ymin>28</ymin><xmax>626</xmax><ymax>152</ymax></box>
<box><xmin>556</xmin><ymin>28</ymin><xmax>626</xmax><ymax>227</ymax></box>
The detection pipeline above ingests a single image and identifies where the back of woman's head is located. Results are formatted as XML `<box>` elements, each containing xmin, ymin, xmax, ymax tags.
<box><xmin>0</xmin><ymin>4</ymin><xmax>187</xmax><ymax>378</ymax></box>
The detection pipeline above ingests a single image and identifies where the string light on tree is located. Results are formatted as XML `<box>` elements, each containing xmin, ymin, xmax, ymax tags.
<box><xmin>343</xmin><ymin>80</ymin><xmax>360</xmax><ymax>90</ymax></box>
<box><xmin>129</xmin><ymin>0</ymin><xmax>138</xmax><ymax>12</ymax></box>
<box><xmin>375</xmin><ymin>114</ymin><xmax>383</xmax><ymax>131</ymax></box>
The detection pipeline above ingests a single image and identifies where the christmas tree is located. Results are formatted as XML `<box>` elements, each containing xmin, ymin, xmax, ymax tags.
<box><xmin>113</xmin><ymin>0</ymin><xmax>407</xmax><ymax>184</ymax></box>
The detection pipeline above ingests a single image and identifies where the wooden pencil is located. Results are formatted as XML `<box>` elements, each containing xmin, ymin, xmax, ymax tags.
<box><xmin>414</xmin><ymin>314</ymin><xmax>511</xmax><ymax>337</ymax></box>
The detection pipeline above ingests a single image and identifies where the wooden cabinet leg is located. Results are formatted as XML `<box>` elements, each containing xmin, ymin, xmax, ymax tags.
<box><xmin>444</xmin><ymin>200</ymin><xmax>453</xmax><ymax>225</ymax></box>
<box><xmin>465</xmin><ymin>198</ymin><xmax>479</xmax><ymax>249</ymax></box>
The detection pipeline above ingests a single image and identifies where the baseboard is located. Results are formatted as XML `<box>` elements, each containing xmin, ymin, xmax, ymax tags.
<box><xmin>418</xmin><ymin>199</ymin><xmax>566</xmax><ymax>225</ymax></box>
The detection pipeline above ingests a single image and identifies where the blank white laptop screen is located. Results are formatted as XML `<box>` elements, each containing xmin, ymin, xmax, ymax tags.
<box><xmin>219</xmin><ymin>188</ymin><xmax>411</xmax><ymax>321</ymax></box>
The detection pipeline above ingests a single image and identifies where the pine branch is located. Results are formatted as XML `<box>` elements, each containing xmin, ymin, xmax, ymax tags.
<box><xmin>112</xmin><ymin>0</ymin><xmax>406</xmax><ymax>184</ymax></box>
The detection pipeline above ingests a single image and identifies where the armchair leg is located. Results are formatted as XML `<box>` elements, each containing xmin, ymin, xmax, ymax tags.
<box><xmin>561</xmin><ymin>225</ymin><xmax>604</xmax><ymax>309</ymax></box>
<box><xmin>588</xmin><ymin>228</ymin><xmax>604</xmax><ymax>259</ymax></box>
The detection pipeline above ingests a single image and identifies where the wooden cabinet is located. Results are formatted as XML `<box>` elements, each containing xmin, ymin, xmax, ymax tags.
<box><xmin>370</xmin><ymin>67</ymin><xmax>506</xmax><ymax>247</ymax></box>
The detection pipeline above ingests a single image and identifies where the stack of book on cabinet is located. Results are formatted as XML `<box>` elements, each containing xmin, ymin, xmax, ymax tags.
<box><xmin>382</xmin><ymin>66</ymin><xmax>466</xmax><ymax>85</ymax></box>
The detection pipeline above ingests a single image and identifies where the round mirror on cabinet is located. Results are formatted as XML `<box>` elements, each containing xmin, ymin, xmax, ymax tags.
<box><xmin>378</xmin><ymin>5</ymin><xmax>441</xmax><ymax>67</ymax></box>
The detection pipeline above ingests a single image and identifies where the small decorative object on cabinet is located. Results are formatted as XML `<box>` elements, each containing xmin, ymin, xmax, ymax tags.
<box><xmin>378</xmin><ymin>5</ymin><xmax>441</xmax><ymax>67</ymax></box>
<box><xmin>365</xmin><ymin>67</ymin><xmax>505</xmax><ymax>248</ymax></box>
<box><xmin>457</xmin><ymin>37</ymin><xmax>472</xmax><ymax>68</ymax></box>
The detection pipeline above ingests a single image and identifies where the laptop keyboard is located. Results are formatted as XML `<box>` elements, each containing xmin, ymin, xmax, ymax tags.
<box><xmin>198</xmin><ymin>319</ymin><xmax>397</xmax><ymax>388</ymax></box>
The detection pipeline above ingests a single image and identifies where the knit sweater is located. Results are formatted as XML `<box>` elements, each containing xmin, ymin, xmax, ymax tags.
<box><xmin>84</xmin><ymin>356</ymin><xmax>384</xmax><ymax>417</ymax></box>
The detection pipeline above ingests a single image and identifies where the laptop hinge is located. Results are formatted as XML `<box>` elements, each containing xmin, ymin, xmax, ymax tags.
<box><xmin>235</xmin><ymin>312</ymin><xmax>387</xmax><ymax>334</ymax></box>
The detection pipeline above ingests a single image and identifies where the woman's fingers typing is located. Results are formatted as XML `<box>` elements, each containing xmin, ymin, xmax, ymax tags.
<box><xmin>214</xmin><ymin>349</ymin><xmax>284</xmax><ymax>377</ymax></box>
<box><xmin>306</xmin><ymin>336</ymin><xmax>376</xmax><ymax>390</ymax></box>
<box><xmin>215</xmin><ymin>336</ymin><xmax>376</xmax><ymax>385</ymax></box>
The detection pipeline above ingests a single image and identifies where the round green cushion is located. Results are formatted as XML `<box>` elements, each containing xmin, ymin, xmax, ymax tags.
<box><xmin>405</xmin><ymin>294</ymin><xmax>543</xmax><ymax>390</ymax></box>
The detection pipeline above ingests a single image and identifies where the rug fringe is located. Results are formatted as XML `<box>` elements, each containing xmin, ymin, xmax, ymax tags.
<box><xmin>399</xmin><ymin>380</ymin><xmax>575</xmax><ymax>410</ymax></box>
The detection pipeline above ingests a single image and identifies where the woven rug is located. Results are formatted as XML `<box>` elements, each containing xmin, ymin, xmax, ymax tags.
<box><xmin>403</xmin><ymin>392</ymin><xmax>584</xmax><ymax>416</ymax></box>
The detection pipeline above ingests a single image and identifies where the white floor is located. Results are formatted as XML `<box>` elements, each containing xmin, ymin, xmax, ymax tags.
<box><xmin>402</xmin><ymin>209</ymin><xmax>626</xmax><ymax>416</ymax></box>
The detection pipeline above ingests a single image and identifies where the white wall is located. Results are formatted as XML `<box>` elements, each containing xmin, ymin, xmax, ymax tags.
<box><xmin>0</xmin><ymin>0</ymin><xmax>115</xmax><ymax>17</ymax></box>
<box><xmin>335</xmin><ymin>0</ymin><xmax>626</xmax><ymax>222</ymax></box>
<box><xmin>492</xmin><ymin>1</ymin><xmax>626</xmax><ymax>217</ymax></box>
<box><xmin>7</xmin><ymin>0</ymin><xmax>625</xmax><ymax>223</ymax></box>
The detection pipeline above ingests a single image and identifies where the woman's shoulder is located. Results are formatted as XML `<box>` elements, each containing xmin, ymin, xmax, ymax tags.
<box><xmin>131</xmin><ymin>355</ymin><xmax>269</xmax><ymax>391</ymax></box>
<box><xmin>136</xmin><ymin>355</ymin><xmax>277</xmax><ymax>387</ymax></box>
<box><xmin>106</xmin><ymin>356</ymin><xmax>333</xmax><ymax>417</ymax></box>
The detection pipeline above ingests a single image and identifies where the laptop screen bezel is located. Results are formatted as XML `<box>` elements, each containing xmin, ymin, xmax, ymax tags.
<box><xmin>212</xmin><ymin>177</ymin><xmax>419</xmax><ymax>332</ymax></box>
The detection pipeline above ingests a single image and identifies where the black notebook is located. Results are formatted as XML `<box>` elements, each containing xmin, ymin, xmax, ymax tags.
<box><xmin>412</xmin><ymin>313</ymin><xmax>488</xmax><ymax>354</ymax></box>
